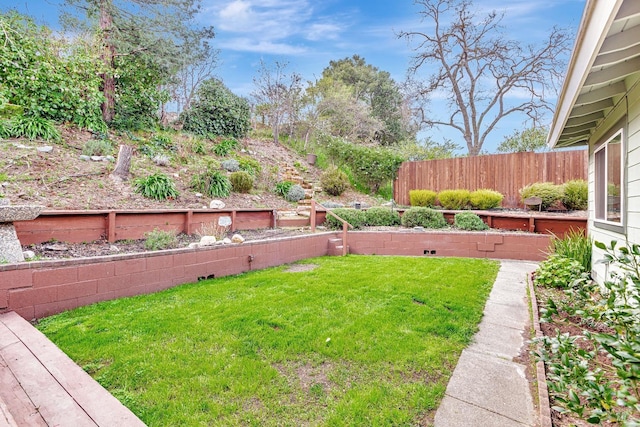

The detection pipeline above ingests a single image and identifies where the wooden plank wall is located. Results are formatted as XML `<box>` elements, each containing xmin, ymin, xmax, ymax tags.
<box><xmin>393</xmin><ymin>150</ymin><xmax>588</xmax><ymax>208</ymax></box>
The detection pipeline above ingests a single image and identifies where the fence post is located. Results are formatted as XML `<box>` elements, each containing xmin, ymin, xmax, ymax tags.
<box><xmin>310</xmin><ymin>200</ymin><xmax>316</xmax><ymax>232</ymax></box>
<box><xmin>107</xmin><ymin>211</ymin><xmax>116</xmax><ymax>242</ymax></box>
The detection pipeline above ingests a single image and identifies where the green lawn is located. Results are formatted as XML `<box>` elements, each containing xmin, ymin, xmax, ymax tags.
<box><xmin>38</xmin><ymin>255</ymin><xmax>499</xmax><ymax>426</ymax></box>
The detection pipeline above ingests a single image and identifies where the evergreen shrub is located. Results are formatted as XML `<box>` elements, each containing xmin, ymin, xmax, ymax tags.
<box><xmin>409</xmin><ymin>189</ymin><xmax>437</xmax><ymax>207</ymax></box>
<box><xmin>400</xmin><ymin>207</ymin><xmax>447</xmax><ymax>229</ymax></box>
<box><xmin>437</xmin><ymin>189</ymin><xmax>471</xmax><ymax>209</ymax></box>
<box><xmin>469</xmin><ymin>189</ymin><xmax>503</xmax><ymax>210</ymax></box>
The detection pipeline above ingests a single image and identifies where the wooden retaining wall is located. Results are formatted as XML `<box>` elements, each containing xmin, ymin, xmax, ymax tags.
<box><xmin>1</xmin><ymin>231</ymin><xmax>551</xmax><ymax>321</ymax></box>
<box><xmin>393</xmin><ymin>150</ymin><xmax>588</xmax><ymax>208</ymax></box>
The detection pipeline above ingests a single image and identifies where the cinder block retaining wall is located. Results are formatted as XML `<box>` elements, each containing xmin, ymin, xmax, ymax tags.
<box><xmin>0</xmin><ymin>231</ymin><xmax>550</xmax><ymax>321</ymax></box>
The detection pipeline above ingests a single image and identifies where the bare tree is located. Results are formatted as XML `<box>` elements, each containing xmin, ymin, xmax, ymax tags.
<box><xmin>170</xmin><ymin>44</ymin><xmax>220</xmax><ymax>113</ymax></box>
<box><xmin>252</xmin><ymin>60</ymin><xmax>303</xmax><ymax>144</ymax></box>
<box><xmin>398</xmin><ymin>0</ymin><xmax>571</xmax><ymax>155</ymax></box>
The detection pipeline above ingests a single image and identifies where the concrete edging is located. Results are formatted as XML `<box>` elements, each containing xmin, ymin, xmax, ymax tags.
<box><xmin>527</xmin><ymin>271</ymin><xmax>553</xmax><ymax>427</ymax></box>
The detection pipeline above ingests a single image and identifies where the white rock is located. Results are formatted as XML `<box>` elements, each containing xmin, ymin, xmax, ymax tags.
<box><xmin>37</xmin><ymin>146</ymin><xmax>53</xmax><ymax>153</ymax></box>
<box><xmin>22</xmin><ymin>250</ymin><xmax>36</xmax><ymax>259</ymax></box>
<box><xmin>210</xmin><ymin>200</ymin><xmax>226</xmax><ymax>209</ymax></box>
<box><xmin>222</xmin><ymin>237</ymin><xmax>232</xmax><ymax>245</ymax></box>
<box><xmin>199</xmin><ymin>235</ymin><xmax>217</xmax><ymax>246</ymax></box>
<box><xmin>188</xmin><ymin>242</ymin><xmax>200</xmax><ymax>249</ymax></box>
<box><xmin>79</xmin><ymin>155</ymin><xmax>91</xmax><ymax>161</ymax></box>
<box><xmin>109</xmin><ymin>245</ymin><xmax>120</xmax><ymax>252</ymax></box>
<box><xmin>231</xmin><ymin>234</ymin><xmax>245</xmax><ymax>243</ymax></box>
<box><xmin>195</xmin><ymin>193</ymin><xmax>203</xmax><ymax>198</ymax></box>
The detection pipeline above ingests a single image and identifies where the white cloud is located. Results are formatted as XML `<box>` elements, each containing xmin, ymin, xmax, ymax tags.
<box><xmin>305</xmin><ymin>23</ymin><xmax>342</xmax><ymax>41</ymax></box>
<box><xmin>218</xmin><ymin>37</ymin><xmax>307</xmax><ymax>55</ymax></box>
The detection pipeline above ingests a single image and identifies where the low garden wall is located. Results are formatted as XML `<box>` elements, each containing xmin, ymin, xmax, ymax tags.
<box><xmin>0</xmin><ymin>231</ymin><xmax>551</xmax><ymax>321</ymax></box>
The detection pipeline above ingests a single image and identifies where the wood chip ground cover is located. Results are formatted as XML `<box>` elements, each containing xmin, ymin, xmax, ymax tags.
<box><xmin>36</xmin><ymin>255</ymin><xmax>499</xmax><ymax>426</ymax></box>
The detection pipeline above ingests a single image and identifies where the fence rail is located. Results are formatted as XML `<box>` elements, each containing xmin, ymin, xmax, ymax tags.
<box><xmin>393</xmin><ymin>150</ymin><xmax>588</xmax><ymax>208</ymax></box>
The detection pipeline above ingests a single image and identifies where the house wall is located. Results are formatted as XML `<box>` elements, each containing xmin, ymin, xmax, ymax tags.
<box><xmin>586</xmin><ymin>77</ymin><xmax>640</xmax><ymax>282</ymax></box>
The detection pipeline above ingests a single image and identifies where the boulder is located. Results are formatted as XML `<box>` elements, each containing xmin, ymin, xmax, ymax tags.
<box><xmin>210</xmin><ymin>200</ymin><xmax>226</xmax><ymax>209</ymax></box>
<box><xmin>231</xmin><ymin>234</ymin><xmax>245</xmax><ymax>244</ymax></box>
<box><xmin>199</xmin><ymin>236</ymin><xmax>217</xmax><ymax>246</ymax></box>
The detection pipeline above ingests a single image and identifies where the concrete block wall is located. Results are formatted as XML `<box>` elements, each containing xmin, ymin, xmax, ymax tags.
<box><xmin>0</xmin><ymin>231</ymin><xmax>550</xmax><ymax>321</ymax></box>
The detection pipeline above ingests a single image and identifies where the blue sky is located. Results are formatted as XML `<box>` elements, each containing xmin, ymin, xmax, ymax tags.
<box><xmin>4</xmin><ymin>0</ymin><xmax>586</xmax><ymax>152</ymax></box>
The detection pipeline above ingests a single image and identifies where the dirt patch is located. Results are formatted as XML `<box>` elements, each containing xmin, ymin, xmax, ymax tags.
<box><xmin>283</xmin><ymin>264</ymin><xmax>318</xmax><ymax>273</ymax></box>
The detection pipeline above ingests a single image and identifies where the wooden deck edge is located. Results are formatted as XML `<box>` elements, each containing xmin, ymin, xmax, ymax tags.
<box><xmin>0</xmin><ymin>312</ymin><xmax>146</xmax><ymax>427</ymax></box>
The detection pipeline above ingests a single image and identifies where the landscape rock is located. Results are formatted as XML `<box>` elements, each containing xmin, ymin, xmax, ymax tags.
<box><xmin>22</xmin><ymin>250</ymin><xmax>36</xmax><ymax>259</ymax></box>
<box><xmin>44</xmin><ymin>243</ymin><xmax>69</xmax><ymax>251</ymax></box>
<box><xmin>231</xmin><ymin>234</ymin><xmax>245</xmax><ymax>244</ymax></box>
<box><xmin>79</xmin><ymin>155</ymin><xmax>91</xmax><ymax>161</ymax></box>
<box><xmin>37</xmin><ymin>146</ymin><xmax>53</xmax><ymax>153</ymax></box>
<box><xmin>0</xmin><ymin>205</ymin><xmax>43</xmax><ymax>222</ymax></box>
<box><xmin>188</xmin><ymin>242</ymin><xmax>200</xmax><ymax>249</ymax></box>
<box><xmin>222</xmin><ymin>237</ymin><xmax>232</xmax><ymax>244</ymax></box>
<box><xmin>109</xmin><ymin>245</ymin><xmax>120</xmax><ymax>252</ymax></box>
<box><xmin>195</xmin><ymin>193</ymin><xmax>203</xmax><ymax>198</ymax></box>
<box><xmin>199</xmin><ymin>235</ymin><xmax>217</xmax><ymax>246</ymax></box>
<box><xmin>210</xmin><ymin>200</ymin><xmax>226</xmax><ymax>209</ymax></box>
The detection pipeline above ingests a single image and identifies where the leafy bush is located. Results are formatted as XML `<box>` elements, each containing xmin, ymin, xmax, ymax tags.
<box><xmin>229</xmin><ymin>171</ymin><xmax>253</xmax><ymax>193</ymax></box>
<box><xmin>237</xmin><ymin>156</ymin><xmax>261</xmax><ymax>176</ymax></box>
<box><xmin>365</xmin><ymin>206</ymin><xmax>401</xmax><ymax>226</ymax></box>
<box><xmin>285</xmin><ymin>184</ymin><xmax>306</xmax><ymax>202</ymax></box>
<box><xmin>454</xmin><ymin>212</ymin><xmax>488</xmax><ymax>231</ymax></box>
<box><xmin>190</xmin><ymin>170</ymin><xmax>231</xmax><ymax>198</ymax></box>
<box><xmin>8</xmin><ymin>115</ymin><xmax>61</xmax><ymax>142</ymax></box>
<box><xmin>213</xmin><ymin>138</ymin><xmax>239</xmax><ymax>156</ymax></box>
<box><xmin>409</xmin><ymin>189</ymin><xmax>437</xmax><ymax>207</ymax></box>
<box><xmin>133</xmin><ymin>173</ymin><xmax>179</xmax><ymax>200</ymax></box>
<box><xmin>221</xmin><ymin>159</ymin><xmax>240</xmax><ymax>172</ymax></box>
<box><xmin>144</xmin><ymin>228</ymin><xmax>178</xmax><ymax>250</ymax></box>
<box><xmin>437</xmin><ymin>189</ymin><xmax>471</xmax><ymax>210</ymax></box>
<box><xmin>324</xmin><ymin>208</ymin><xmax>367</xmax><ymax>230</ymax></box>
<box><xmin>275</xmin><ymin>181</ymin><xmax>294</xmax><ymax>198</ymax></box>
<box><xmin>181</xmin><ymin>79</ymin><xmax>250</xmax><ymax>138</ymax></box>
<box><xmin>562</xmin><ymin>179</ymin><xmax>588</xmax><ymax>211</ymax></box>
<box><xmin>138</xmin><ymin>135</ymin><xmax>176</xmax><ymax>158</ymax></box>
<box><xmin>82</xmin><ymin>139</ymin><xmax>113</xmax><ymax>156</ymax></box>
<box><xmin>0</xmin><ymin>120</ymin><xmax>9</xmax><ymax>139</ymax></box>
<box><xmin>520</xmin><ymin>182</ymin><xmax>563</xmax><ymax>210</ymax></box>
<box><xmin>533</xmin><ymin>254</ymin><xmax>584</xmax><ymax>288</ymax></box>
<box><xmin>400</xmin><ymin>207</ymin><xmax>447</xmax><ymax>229</ymax></box>
<box><xmin>469</xmin><ymin>189</ymin><xmax>503</xmax><ymax>210</ymax></box>
<box><xmin>321</xmin><ymin>167</ymin><xmax>350</xmax><ymax>196</ymax></box>
<box><xmin>535</xmin><ymin>241</ymin><xmax>640</xmax><ymax>424</ymax></box>
<box><xmin>321</xmin><ymin>134</ymin><xmax>403</xmax><ymax>193</ymax></box>
<box><xmin>549</xmin><ymin>229</ymin><xmax>592</xmax><ymax>272</ymax></box>
<box><xmin>189</xmin><ymin>139</ymin><xmax>207</xmax><ymax>155</ymax></box>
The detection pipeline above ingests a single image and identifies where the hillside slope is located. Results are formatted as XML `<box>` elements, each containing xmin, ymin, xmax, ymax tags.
<box><xmin>0</xmin><ymin>128</ymin><xmax>380</xmax><ymax>211</ymax></box>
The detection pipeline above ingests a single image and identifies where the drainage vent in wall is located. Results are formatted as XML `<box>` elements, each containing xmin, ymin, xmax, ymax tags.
<box><xmin>198</xmin><ymin>274</ymin><xmax>216</xmax><ymax>281</ymax></box>
<box><xmin>423</xmin><ymin>250</ymin><xmax>437</xmax><ymax>255</ymax></box>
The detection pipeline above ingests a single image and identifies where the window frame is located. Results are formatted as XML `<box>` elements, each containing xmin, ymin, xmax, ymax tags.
<box><xmin>593</xmin><ymin>127</ymin><xmax>625</xmax><ymax>233</ymax></box>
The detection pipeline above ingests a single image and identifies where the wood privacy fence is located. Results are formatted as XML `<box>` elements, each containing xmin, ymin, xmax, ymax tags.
<box><xmin>393</xmin><ymin>150</ymin><xmax>588</xmax><ymax>208</ymax></box>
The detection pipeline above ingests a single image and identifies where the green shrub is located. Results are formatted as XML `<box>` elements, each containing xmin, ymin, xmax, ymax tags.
<box><xmin>221</xmin><ymin>159</ymin><xmax>240</xmax><ymax>172</ymax></box>
<box><xmin>229</xmin><ymin>171</ymin><xmax>253</xmax><ymax>193</ymax></box>
<box><xmin>285</xmin><ymin>184</ymin><xmax>306</xmax><ymax>202</ymax></box>
<box><xmin>133</xmin><ymin>173</ymin><xmax>179</xmax><ymax>200</ymax></box>
<box><xmin>213</xmin><ymin>138</ymin><xmax>238</xmax><ymax>156</ymax></box>
<box><xmin>437</xmin><ymin>189</ymin><xmax>471</xmax><ymax>209</ymax></box>
<box><xmin>189</xmin><ymin>138</ymin><xmax>206</xmax><ymax>155</ymax></box>
<box><xmin>82</xmin><ymin>139</ymin><xmax>113</xmax><ymax>156</ymax></box>
<box><xmin>365</xmin><ymin>206</ymin><xmax>401</xmax><ymax>226</ymax></box>
<box><xmin>533</xmin><ymin>254</ymin><xmax>584</xmax><ymax>288</ymax></box>
<box><xmin>144</xmin><ymin>228</ymin><xmax>178</xmax><ymax>250</ymax></box>
<box><xmin>181</xmin><ymin>79</ymin><xmax>250</xmax><ymax>138</ymax></box>
<box><xmin>321</xmin><ymin>167</ymin><xmax>350</xmax><ymax>196</ymax></box>
<box><xmin>400</xmin><ymin>207</ymin><xmax>447</xmax><ymax>229</ymax></box>
<box><xmin>8</xmin><ymin>115</ymin><xmax>61</xmax><ymax>142</ymax></box>
<box><xmin>190</xmin><ymin>170</ymin><xmax>231</xmax><ymax>198</ymax></box>
<box><xmin>562</xmin><ymin>179</ymin><xmax>588</xmax><ymax>211</ymax></box>
<box><xmin>275</xmin><ymin>181</ymin><xmax>294</xmax><ymax>198</ymax></box>
<box><xmin>324</xmin><ymin>208</ymin><xmax>367</xmax><ymax>230</ymax></box>
<box><xmin>0</xmin><ymin>120</ymin><xmax>10</xmax><ymax>139</ymax></box>
<box><xmin>469</xmin><ymin>189</ymin><xmax>503</xmax><ymax>210</ymax></box>
<box><xmin>237</xmin><ymin>156</ymin><xmax>262</xmax><ymax>176</ymax></box>
<box><xmin>409</xmin><ymin>189</ymin><xmax>437</xmax><ymax>207</ymax></box>
<box><xmin>549</xmin><ymin>228</ymin><xmax>592</xmax><ymax>272</ymax></box>
<box><xmin>454</xmin><ymin>212</ymin><xmax>489</xmax><ymax>231</ymax></box>
<box><xmin>520</xmin><ymin>182</ymin><xmax>563</xmax><ymax>210</ymax></box>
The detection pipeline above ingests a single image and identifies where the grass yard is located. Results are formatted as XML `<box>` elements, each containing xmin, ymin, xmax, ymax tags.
<box><xmin>37</xmin><ymin>255</ymin><xmax>499</xmax><ymax>426</ymax></box>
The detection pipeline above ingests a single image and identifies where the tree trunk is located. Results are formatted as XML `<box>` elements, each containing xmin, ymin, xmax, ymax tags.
<box><xmin>100</xmin><ymin>0</ymin><xmax>115</xmax><ymax>123</ymax></box>
<box><xmin>111</xmin><ymin>144</ymin><xmax>134</xmax><ymax>181</ymax></box>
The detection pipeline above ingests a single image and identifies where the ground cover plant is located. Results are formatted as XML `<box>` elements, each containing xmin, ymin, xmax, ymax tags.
<box><xmin>37</xmin><ymin>255</ymin><xmax>499</xmax><ymax>426</ymax></box>
<box><xmin>534</xmin><ymin>239</ymin><xmax>640</xmax><ymax>425</ymax></box>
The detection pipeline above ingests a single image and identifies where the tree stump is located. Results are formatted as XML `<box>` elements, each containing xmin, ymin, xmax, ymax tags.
<box><xmin>111</xmin><ymin>144</ymin><xmax>134</xmax><ymax>181</ymax></box>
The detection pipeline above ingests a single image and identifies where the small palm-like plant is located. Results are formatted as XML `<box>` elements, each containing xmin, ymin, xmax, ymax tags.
<box><xmin>134</xmin><ymin>173</ymin><xmax>179</xmax><ymax>200</ymax></box>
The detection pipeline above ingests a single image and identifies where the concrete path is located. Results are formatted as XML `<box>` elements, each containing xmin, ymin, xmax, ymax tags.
<box><xmin>434</xmin><ymin>260</ymin><xmax>539</xmax><ymax>427</ymax></box>
<box><xmin>0</xmin><ymin>311</ymin><xmax>146</xmax><ymax>427</ymax></box>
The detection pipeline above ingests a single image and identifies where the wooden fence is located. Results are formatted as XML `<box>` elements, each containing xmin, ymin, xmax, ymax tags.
<box><xmin>393</xmin><ymin>150</ymin><xmax>588</xmax><ymax>208</ymax></box>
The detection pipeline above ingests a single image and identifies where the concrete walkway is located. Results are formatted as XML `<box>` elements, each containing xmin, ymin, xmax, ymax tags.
<box><xmin>434</xmin><ymin>260</ymin><xmax>539</xmax><ymax>427</ymax></box>
<box><xmin>0</xmin><ymin>311</ymin><xmax>145</xmax><ymax>426</ymax></box>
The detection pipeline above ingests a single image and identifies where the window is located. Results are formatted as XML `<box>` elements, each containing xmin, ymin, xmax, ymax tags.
<box><xmin>594</xmin><ymin>130</ymin><xmax>623</xmax><ymax>224</ymax></box>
